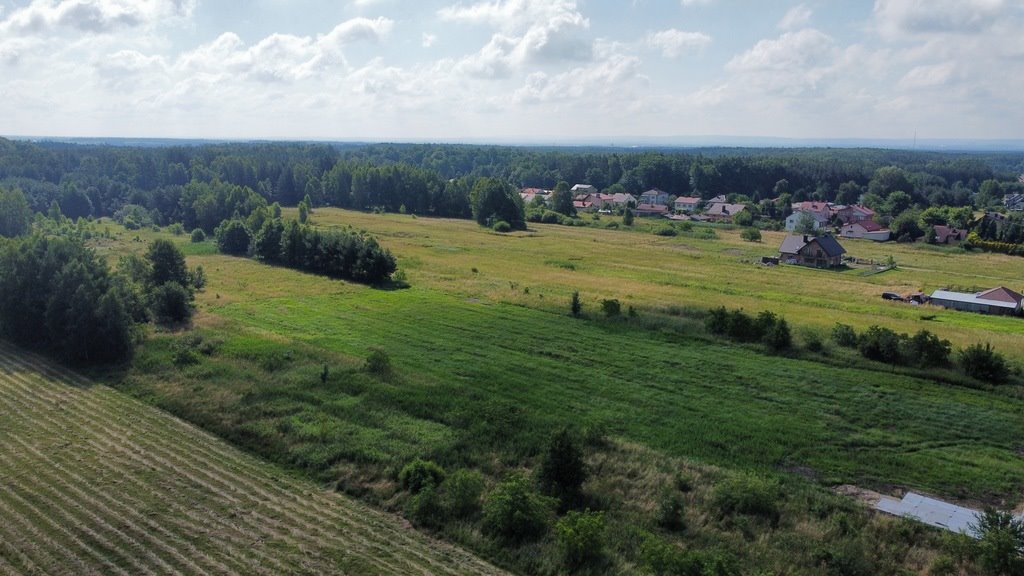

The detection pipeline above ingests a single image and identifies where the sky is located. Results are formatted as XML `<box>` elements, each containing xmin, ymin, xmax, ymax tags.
<box><xmin>0</xmin><ymin>0</ymin><xmax>1022</xmax><ymax>142</ymax></box>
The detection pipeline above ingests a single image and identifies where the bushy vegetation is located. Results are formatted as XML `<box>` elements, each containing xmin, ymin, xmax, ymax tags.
<box><xmin>237</xmin><ymin>218</ymin><xmax>396</xmax><ymax>284</ymax></box>
<box><xmin>960</xmin><ymin>343</ymin><xmax>1010</xmax><ymax>384</ymax></box>
<box><xmin>555</xmin><ymin>510</ymin><xmax>606</xmax><ymax>569</ymax></box>
<box><xmin>705</xmin><ymin>306</ymin><xmax>792</xmax><ymax>352</ymax></box>
<box><xmin>482</xmin><ymin>474</ymin><xmax>553</xmax><ymax>542</ymax></box>
<box><xmin>0</xmin><ymin>233</ymin><xmax>135</xmax><ymax>363</ymax></box>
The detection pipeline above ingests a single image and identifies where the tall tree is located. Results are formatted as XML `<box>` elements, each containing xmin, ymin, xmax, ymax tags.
<box><xmin>550</xmin><ymin>181</ymin><xmax>575</xmax><ymax>216</ymax></box>
<box><xmin>0</xmin><ymin>187</ymin><xmax>32</xmax><ymax>237</ymax></box>
<box><xmin>470</xmin><ymin>178</ymin><xmax>525</xmax><ymax>230</ymax></box>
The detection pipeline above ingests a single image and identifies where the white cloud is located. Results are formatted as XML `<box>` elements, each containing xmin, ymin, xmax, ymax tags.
<box><xmin>422</xmin><ymin>32</ymin><xmax>437</xmax><ymax>48</ymax></box>
<box><xmin>727</xmin><ymin>28</ymin><xmax>834</xmax><ymax>73</ymax></box>
<box><xmin>173</xmin><ymin>17</ymin><xmax>392</xmax><ymax>83</ymax></box>
<box><xmin>0</xmin><ymin>0</ymin><xmax>195</xmax><ymax>36</ymax></box>
<box><xmin>646</xmin><ymin>29</ymin><xmax>711</xmax><ymax>58</ymax></box>
<box><xmin>778</xmin><ymin>4</ymin><xmax>812</xmax><ymax>30</ymax></box>
<box><xmin>442</xmin><ymin>0</ymin><xmax>592</xmax><ymax>78</ymax></box>
<box><xmin>680</xmin><ymin>0</ymin><xmax>713</xmax><ymax>6</ymax></box>
<box><xmin>873</xmin><ymin>0</ymin><xmax>1009</xmax><ymax>38</ymax></box>
<box><xmin>898</xmin><ymin>61</ymin><xmax>955</xmax><ymax>89</ymax></box>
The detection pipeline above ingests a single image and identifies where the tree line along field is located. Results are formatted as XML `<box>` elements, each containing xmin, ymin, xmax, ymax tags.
<box><xmin>0</xmin><ymin>341</ymin><xmax>506</xmax><ymax>576</ymax></box>
<box><xmin>81</xmin><ymin>209</ymin><xmax>1024</xmax><ymax>573</ymax></box>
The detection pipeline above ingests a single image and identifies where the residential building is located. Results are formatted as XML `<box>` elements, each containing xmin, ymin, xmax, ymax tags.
<box><xmin>634</xmin><ymin>203</ymin><xmax>670</xmax><ymax>217</ymax></box>
<box><xmin>932</xmin><ymin>225</ymin><xmax>967</xmax><ymax>244</ymax></box>
<box><xmin>786</xmin><ymin>210</ymin><xmax>829</xmax><ymax>232</ymax></box>
<box><xmin>835</xmin><ymin>204</ymin><xmax>876</xmax><ymax>224</ymax></box>
<box><xmin>840</xmin><ymin>220</ymin><xmax>891</xmax><ymax>241</ymax></box>
<box><xmin>571</xmin><ymin>184</ymin><xmax>597</xmax><ymax>195</ymax></box>
<box><xmin>778</xmin><ymin>234</ymin><xmax>847</xmax><ymax>268</ymax></box>
<box><xmin>704</xmin><ymin>202</ymin><xmax>747</xmax><ymax>222</ymax></box>
<box><xmin>1005</xmin><ymin>193</ymin><xmax>1024</xmax><ymax>211</ymax></box>
<box><xmin>674</xmin><ymin>196</ymin><xmax>701</xmax><ymax>212</ymax></box>
<box><xmin>639</xmin><ymin>188</ymin><xmax>670</xmax><ymax>206</ymax></box>
<box><xmin>791</xmin><ymin>201</ymin><xmax>834</xmax><ymax>221</ymax></box>
<box><xmin>929</xmin><ymin>286</ymin><xmax>1023</xmax><ymax>316</ymax></box>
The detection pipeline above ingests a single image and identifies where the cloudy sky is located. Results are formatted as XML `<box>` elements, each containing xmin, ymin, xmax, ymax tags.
<box><xmin>1</xmin><ymin>0</ymin><xmax>1022</xmax><ymax>142</ymax></box>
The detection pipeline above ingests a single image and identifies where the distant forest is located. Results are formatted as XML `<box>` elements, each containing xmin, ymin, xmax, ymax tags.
<box><xmin>2</xmin><ymin>138</ymin><xmax>1023</xmax><ymax>229</ymax></box>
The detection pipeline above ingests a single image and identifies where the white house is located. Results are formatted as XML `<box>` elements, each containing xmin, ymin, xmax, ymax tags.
<box><xmin>674</xmin><ymin>196</ymin><xmax>701</xmax><ymax>213</ymax></box>
<box><xmin>785</xmin><ymin>210</ymin><xmax>829</xmax><ymax>232</ymax></box>
<box><xmin>639</xmin><ymin>188</ymin><xmax>670</xmax><ymax>206</ymax></box>
<box><xmin>840</xmin><ymin>220</ymin><xmax>891</xmax><ymax>242</ymax></box>
<box><xmin>571</xmin><ymin>184</ymin><xmax>597</xmax><ymax>195</ymax></box>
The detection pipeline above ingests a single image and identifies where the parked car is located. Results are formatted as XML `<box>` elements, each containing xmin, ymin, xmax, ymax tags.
<box><xmin>881</xmin><ymin>292</ymin><xmax>904</xmax><ymax>301</ymax></box>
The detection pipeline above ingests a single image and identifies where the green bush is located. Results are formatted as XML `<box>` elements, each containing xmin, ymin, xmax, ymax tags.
<box><xmin>763</xmin><ymin>317</ymin><xmax>792</xmax><ymax>353</ymax></box>
<box><xmin>190</xmin><ymin>228</ymin><xmax>206</xmax><ymax>242</ymax></box>
<box><xmin>149</xmin><ymin>282</ymin><xmax>192</xmax><ymax>325</ymax></box>
<box><xmin>441</xmin><ymin>469</ymin><xmax>485</xmax><ymax>519</ymax></box>
<box><xmin>538</xmin><ymin>428</ymin><xmax>586</xmax><ymax>509</ymax></box>
<box><xmin>556</xmin><ymin>510</ymin><xmax>605</xmax><ymax>569</ymax></box>
<box><xmin>656</xmin><ymin>490</ymin><xmax>686</xmax><ymax>532</ymax></box>
<box><xmin>406</xmin><ymin>483</ymin><xmax>444</xmax><ymax>528</ymax></box>
<box><xmin>364</xmin><ymin>347</ymin><xmax>392</xmax><ymax>377</ymax></box>
<box><xmin>168</xmin><ymin>223</ymin><xmax>185</xmax><ymax>236</ymax></box>
<box><xmin>858</xmin><ymin>325</ymin><xmax>904</xmax><ymax>365</ymax></box>
<box><xmin>570</xmin><ymin>291</ymin><xmax>581</xmax><ymax>318</ymax></box>
<box><xmin>483</xmin><ymin>474</ymin><xmax>553</xmax><ymax>542</ymax></box>
<box><xmin>654</xmin><ymin>225</ymin><xmax>678</xmax><ymax>237</ymax></box>
<box><xmin>713</xmin><ymin>473</ymin><xmax>780</xmax><ymax>521</ymax></box>
<box><xmin>833</xmin><ymin>323</ymin><xmax>858</xmax><ymax>347</ymax></box>
<box><xmin>740</xmin><ymin>227</ymin><xmax>762</xmax><ymax>242</ymax></box>
<box><xmin>215</xmin><ymin>219</ymin><xmax>252</xmax><ymax>256</ymax></box>
<box><xmin>960</xmin><ymin>343</ymin><xmax>1010</xmax><ymax>384</ymax></box>
<box><xmin>902</xmin><ymin>329</ymin><xmax>951</xmax><ymax>368</ymax></box>
<box><xmin>399</xmin><ymin>459</ymin><xmax>446</xmax><ymax>494</ymax></box>
<box><xmin>974</xmin><ymin>509</ymin><xmax>1024</xmax><ymax>575</ymax></box>
<box><xmin>601</xmin><ymin>299</ymin><xmax>621</xmax><ymax>317</ymax></box>
<box><xmin>492</xmin><ymin>220</ymin><xmax>512</xmax><ymax>233</ymax></box>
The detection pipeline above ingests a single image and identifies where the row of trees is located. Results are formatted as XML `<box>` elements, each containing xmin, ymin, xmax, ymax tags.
<box><xmin>216</xmin><ymin>217</ymin><xmax>397</xmax><ymax>285</ymax></box>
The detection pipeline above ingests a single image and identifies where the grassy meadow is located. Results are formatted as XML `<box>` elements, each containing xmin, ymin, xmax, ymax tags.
<box><xmin>84</xmin><ymin>210</ymin><xmax>1024</xmax><ymax>573</ymax></box>
<box><xmin>0</xmin><ymin>341</ymin><xmax>505</xmax><ymax>576</ymax></box>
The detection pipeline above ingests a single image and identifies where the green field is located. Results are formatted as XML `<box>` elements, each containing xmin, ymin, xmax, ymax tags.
<box><xmin>85</xmin><ymin>210</ymin><xmax>1024</xmax><ymax>573</ymax></box>
<box><xmin>0</xmin><ymin>341</ymin><xmax>505</xmax><ymax>576</ymax></box>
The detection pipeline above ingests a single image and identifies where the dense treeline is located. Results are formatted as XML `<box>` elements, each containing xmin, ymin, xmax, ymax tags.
<box><xmin>0</xmin><ymin>233</ymin><xmax>134</xmax><ymax>364</ymax></box>
<box><xmin>219</xmin><ymin>217</ymin><xmax>398</xmax><ymax>284</ymax></box>
<box><xmin>2</xmin><ymin>137</ymin><xmax>1022</xmax><ymax>228</ymax></box>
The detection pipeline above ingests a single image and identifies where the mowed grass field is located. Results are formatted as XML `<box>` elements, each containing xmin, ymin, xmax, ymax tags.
<box><xmin>0</xmin><ymin>341</ymin><xmax>506</xmax><ymax>576</ymax></box>
<box><xmin>298</xmin><ymin>209</ymin><xmax>1024</xmax><ymax>358</ymax></box>
<box><xmin>91</xmin><ymin>209</ymin><xmax>1024</xmax><ymax>507</ymax></box>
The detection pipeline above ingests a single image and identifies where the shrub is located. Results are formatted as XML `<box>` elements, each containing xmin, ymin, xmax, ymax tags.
<box><xmin>168</xmin><ymin>223</ymin><xmax>185</xmax><ymax>236</ymax></box>
<box><xmin>654</xmin><ymin>225</ymin><xmax>678</xmax><ymax>237</ymax></box>
<box><xmin>763</xmin><ymin>317</ymin><xmax>792</xmax><ymax>353</ymax></box>
<box><xmin>903</xmin><ymin>329</ymin><xmax>951</xmax><ymax>368</ymax></box>
<box><xmin>406</xmin><ymin>483</ymin><xmax>444</xmax><ymax>528</ymax></box>
<box><xmin>399</xmin><ymin>459</ymin><xmax>446</xmax><ymax>494</ymax></box>
<box><xmin>974</xmin><ymin>509</ymin><xmax>1024</xmax><ymax>575</ymax></box>
<box><xmin>570</xmin><ymin>291</ymin><xmax>581</xmax><ymax>318</ymax></box>
<box><xmin>802</xmin><ymin>329</ymin><xmax>825</xmax><ymax>353</ymax></box>
<box><xmin>215</xmin><ymin>219</ymin><xmax>252</xmax><ymax>255</ymax></box>
<box><xmin>740</xmin><ymin>227</ymin><xmax>762</xmax><ymax>242</ymax></box>
<box><xmin>441</xmin><ymin>469</ymin><xmax>485</xmax><ymax>519</ymax></box>
<box><xmin>601</xmin><ymin>298</ymin><xmax>621</xmax><ymax>317</ymax></box>
<box><xmin>705</xmin><ymin>306</ymin><xmax>730</xmax><ymax>335</ymax></box>
<box><xmin>364</xmin><ymin>347</ymin><xmax>392</xmax><ymax>377</ymax></box>
<box><xmin>188</xmin><ymin>265</ymin><xmax>206</xmax><ymax>291</ymax></box>
<box><xmin>832</xmin><ymin>323</ymin><xmax>858</xmax><ymax>348</ymax></box>
<box><xmin>492</xmin><ymin>220</ymin><xmax>512</xmax><ymax>233</ymax></box>
<box><xmin>190</xmin><ymin>228</ymin><xmax>206</xmax><ymax>242</ymax></box>
<box><xmin>959</xmin><ymin>343</ymin><xmax>1010</xmax><ymax>384</ymax></box>
<box><xmin>657</xmin><ymin>490</ymin><xmax>686</xmax><ymax>532</ymax></box>
<box><xmin>538</xmin><ymin>428</ymin><xmax>587</xmax><ymax>509</ymax></box>
<box><xmin>858</xmin><ymin>325</ymin><xmax>904</xmax><ymax>365</ymax></box>
<box><xmin>149</xmin><ymin>282</ymin><xmax>192</xmax><ymax>325</ymax></box>
<box><xmin>556</xmin><ymin>510</ymin><xmax>605</xmax><ymax>569</ymax></box>
<box><xmin>713</xmin><ymin>473</ymin><xmax>780</xmax><ymax>521</ymax></box>
<box><xmin>623</xmin><ymin>208</ymin><xmax>634</xmax><ymax>226</ymax></box>
<box><xmin>483</xmin><ymin>474</ymin><xmax>553</xmax><ymax>542</ymax></box>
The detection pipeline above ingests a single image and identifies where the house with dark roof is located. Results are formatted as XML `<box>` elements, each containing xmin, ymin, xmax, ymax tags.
<box><xmin>932</xmin><ymin>225</ymin><xmax>968</xmax><ymax>244</ymax></box>
<box><xmin>779</xmin><ymin>234</ymin><xmax>847</xmax><ymax>268</ymax></box>
<box><xmin>835</xmin><ymin>204</ymin><xmax>875</xmax><ymax>224</ymax></box>
<box><xmin>634</xmin><ymin>203</ymin><xmax>670</xmax><ymax>217</ymax></box>
<box><xmin>1004</xmin><ymin>193</ymin><xmax>1024</xmax><ymax>211</ymax></box>
<box><xmin>929</xmin><ymin>286</ymin><xmax>1023</xmax><ymax>316</ymax></box>
<box><xmin>704</xmin><ymin>202</ymin><xmax>748</xmax><ymax>222</ymax></box>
